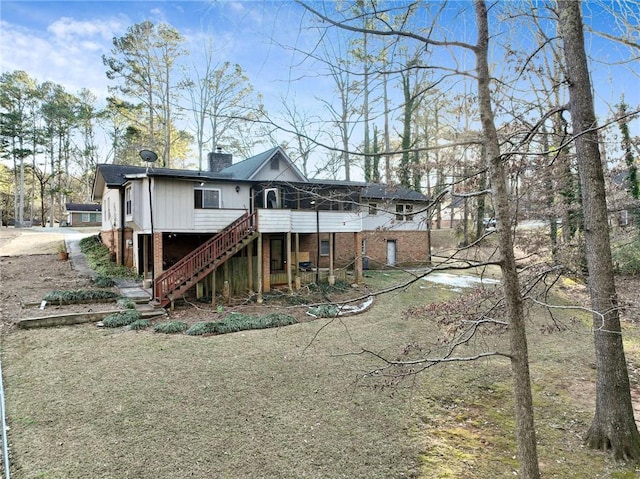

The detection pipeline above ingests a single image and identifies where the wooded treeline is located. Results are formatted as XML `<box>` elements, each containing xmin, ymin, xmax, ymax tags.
<box><xmin>1</xmin><ymin>2</ymin><xmax>637</xmax><ymax>231</ymax></box>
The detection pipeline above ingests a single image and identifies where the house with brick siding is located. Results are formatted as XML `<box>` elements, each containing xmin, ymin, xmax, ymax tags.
<box><xmin>359</xmin><ymin>184</ymin><xmax>431</xmax><ymax>269</ymax></box>
<box><xmin>92</xmin><ymin>146</ymin><xmax>431</xmax><ymax>307</ymax></box>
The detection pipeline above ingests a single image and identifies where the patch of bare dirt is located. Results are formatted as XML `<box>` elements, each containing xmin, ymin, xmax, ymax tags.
<box><xmin>0</xmin><ymin>254</ymin><xmax>117</xmax><ymax>329</ymax></box>
<box><xmin>0</xmin><ymin>229</ymin><xmax>371</xmax><ymax>331</ymax></box>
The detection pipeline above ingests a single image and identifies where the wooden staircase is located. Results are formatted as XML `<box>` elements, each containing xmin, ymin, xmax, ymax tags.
<box><xmin>153</xmin><ymin>212</ymin><xmax>258</xmax><ymax>308</ymax></box>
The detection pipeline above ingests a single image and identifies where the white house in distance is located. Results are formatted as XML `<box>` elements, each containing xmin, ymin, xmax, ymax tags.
<box><xmin>63</xmin><ymin>203</ymin><xmax>102</xmax><ymax>227</ymax></box>
<box><xmin>92</xmin><ymin>147</ymin><xmax>432</xmax><ymax>307</ymax></box>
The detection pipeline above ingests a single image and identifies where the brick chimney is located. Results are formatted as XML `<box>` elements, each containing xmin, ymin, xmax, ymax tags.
<box><xmin>208</xmin><ymin>146</ymin><xmax>232</xmax><ymax>172</ymax></box>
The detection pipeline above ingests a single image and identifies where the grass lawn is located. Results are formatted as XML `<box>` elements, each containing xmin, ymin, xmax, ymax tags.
<box><xmin>3</xmin><ymin>272</ymin><xmax>640</xmax><ymax>478</ymax></box>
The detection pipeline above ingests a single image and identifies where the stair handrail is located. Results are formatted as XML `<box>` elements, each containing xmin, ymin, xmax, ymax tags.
<box><xmin>153</xmin><ymin>211</ymin><xmax>256</xmax><ymax>303</ymax></box>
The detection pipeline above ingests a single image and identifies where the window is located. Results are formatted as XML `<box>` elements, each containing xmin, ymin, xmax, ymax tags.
<box><xmin>194</xmin><ymin>187</ymin><xmax>221</xmax><ymax>209</ymax></box>
<box><xmin>405</xmin><ymin>204</ymin><xmax>414</xmax><ymax>221</ymax></box>
<box><xmin>361</xmin><ymin>239</ymin><xmax>366</xmax><ymax>255</ymax></box>
<box><xmin>320</xmin><ymin>240</ymin><xmax>330</xmax><ymax>256</ymax></box>
<box><xmin>125</xmin><ymin>186</ymin><xmax>132</xmax><ymax>216</ymax></box>
<box><xmin>264</xmin><ymin>188</ymin><xmax>279</xmax><ymax>208</ymax></box>
<box><xmin>369</xmin><ymin>202</ymin><xmax>377</xmax><ymax>215</ymax></box>
<box><xmin>82</xmin><ymin>213</ymin><xmax>90</xmax><ymax>223</ymax></box>
<box><xmin>270</xmin><ymin>157</ymin><xmax>279</xmax><ymax>170</ymax></box>
<box><xmin>395</xmin><ymin>203</ymin><xmax>414</xmax><ymax>221</ymax></box>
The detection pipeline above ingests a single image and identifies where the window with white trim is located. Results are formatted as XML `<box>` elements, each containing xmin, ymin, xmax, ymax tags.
<box><xmin>125</xmin><ymin>186</ymin><xmax>132</xmax><ymax>217</ymax></box>
<box><xmin>320</xmin><ymin>240</ymin><xmax>330</xmax><ymax>256</ymax></box>
<box><xmin>194</xmin><ymin>187</ymin><xmax>221</xmax><ymax>209</ymax></box>
<box><xmin>395</xmin><ymin>203</ymin><xmax>414</xmax><ymax>221</ymax></box>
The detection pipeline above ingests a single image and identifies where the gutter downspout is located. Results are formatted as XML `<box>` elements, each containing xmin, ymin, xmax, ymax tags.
<box><xmin>119</xmin><ymin>187</ymin><xmax>126</xmax><ymax>266</ymax></box>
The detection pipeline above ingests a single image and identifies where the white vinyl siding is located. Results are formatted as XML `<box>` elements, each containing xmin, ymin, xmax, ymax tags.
<box><xmin>363</xmin><ymin>201</ymin><xmax>428</xmax><ymax>232</ymax></box>
<box><xmin>153</xmin><ymin>180</ymin><xmax>194</xmax><ymax>230</ymax></box>
<box><xmin>258</xmin><ymin>210</ymin><xmax>362</xmax><ymax>233</ymax></box>
<box><xmin>193</xmin><ymin>209</ymin><xmax>245</xmax><ymax>230</ymax></box>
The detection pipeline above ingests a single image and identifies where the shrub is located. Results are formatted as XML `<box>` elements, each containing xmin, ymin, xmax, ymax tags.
<box><xmin>185</xmin><ymin>313</ymin><xmax>297</xmax><ymax>336</ymax></box>
<box><xmin>43</xmin><ymin>289</ymin><xmax>120</xmax><ymax>304</ymax></box>
<box><xmin>613</xmin><ymin>239</ymin><xmax>640</xmax><ymax>275</ymax></box>
<box><xmin>102</xmin><ymin>310</ymin><xmax>141</xmax><ymax>328</ymax></box>
<box><xmin>185</xmin><ymin>321</ymin><xmax>220</xmax><ymax>336</ymax></box>
<box><xmin>117</xmin><ymin>298</ymin><xmax>137</xmax><ymax>310</ymax></box>
<box><xmin>129</xmin><ymin>319</ymin><xmax>150</xmax><ymax>330</ymax></box>
<box><xmin>153</xmin><ymin>321</ymin><xmax>188</xmax><ymax>334</ymax></box>
<box><xmin>308</xmin><ymin>304</ymin><xmax>339</xmax><ymax>318</ymax></box>
<box><xmin>260</xmin><ymin>312</ymin><xmax>297</xmax><ymax>328</ymax></box>
<box><xmin>80</xmin><ymin>235</ymin><xmax>140</xmax><ymax>279</ymax></box>
<box><xmin>92</xmin><ymin>275</ymin><xmax>115</xmax><ymax>288</ymax></box>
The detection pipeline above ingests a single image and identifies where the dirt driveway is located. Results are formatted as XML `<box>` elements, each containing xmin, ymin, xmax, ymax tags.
<box><xmin>0</xmin><ymin>227</ymin><xmax>103</xmax><ymax>329</ymax></box>
<box><xmin>0</xmin><ymin>226</ymin><xmax>100</xmax><ymax>256</ymax></box>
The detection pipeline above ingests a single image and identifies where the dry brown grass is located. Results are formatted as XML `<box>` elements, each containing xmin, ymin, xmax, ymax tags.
<box><xmin>2</xmin><ymin>263</ymin><xmax>640</xmax><ymax>478</ymax></box>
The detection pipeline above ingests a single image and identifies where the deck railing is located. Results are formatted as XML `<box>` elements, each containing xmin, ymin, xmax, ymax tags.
<box><xmin>153</xmin><ymin>212</ymin><xmax>256</xmax><ymax>306</ymax></box>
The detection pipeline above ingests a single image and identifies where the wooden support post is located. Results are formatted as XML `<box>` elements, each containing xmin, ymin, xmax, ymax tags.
<box><xmin>247</xmin><ymin>240</ymin><xmax>254</xmax><ymax>293</ymax></box>
<box><xmin>286</xmin><ymin>231</ymin><xmax>293</xmax><ymax>293</ymax></box>
<box><xmin>223</xmin><ymin>280</ymin><xmax>230</xmax><ymax>303</ymax></box>
<box><xmin>142</xmin><ymin>235</ymin><xmax>149</xmax><ymax>280</ymax></box>
<box><xmin>294</xmin><ymin>233</ymin><xmax>300</xmax><ymax>290</ymax></box>
<box><xmin>211</xmin><ymin>270</ymin><xmax>216</xmax><ymax>306</ymax></box>
<box><xmin>257</xmin><ymin>233</ymin><xmax>263</xmax><ymax>303</ymax></box>
<box><xmin>354</xmin><ymin>232</ymin><xmax>363</xmax><ymax>284</ymax></box>
<box><xmin>328</xmin><ymin>232</ymin><xmax>335</xmax><ymax>285</ymax></box>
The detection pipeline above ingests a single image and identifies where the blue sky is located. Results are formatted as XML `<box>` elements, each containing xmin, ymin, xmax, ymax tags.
<box><xmin>0</xmin><ymin>0</ymin><xmax>638</xmax><ymax>177</ymax></box>
<box><xmin>0</xmin><ymin>1</ymin><xmax>312</xmax><ymax>106</ymax></box>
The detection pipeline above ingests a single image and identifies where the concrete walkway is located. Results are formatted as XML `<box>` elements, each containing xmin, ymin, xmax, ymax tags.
<box><xmin>64</xmin><ymin>235</ymin><xmax>153</xmax><ymax>304</ymax></box>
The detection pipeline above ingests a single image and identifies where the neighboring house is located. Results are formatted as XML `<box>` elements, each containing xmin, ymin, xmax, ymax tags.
<box><xmin>608</xmin><ymin>171</ymin><xmax>638</xmax><ymax>228</ymax></box>
<box><xmin>64</xmin><ymin>203</ymin><xmax>102</xmax><ymax>227</ymax></box>
<box><xmin>92</xmin><ymin>146</ymin><xmax>431</xmax><ymax>307</ymax></box>
<box><xmin>359</xmin><ymin>184</ymin><xmax>431</xmax><ymax>268</ymax></box>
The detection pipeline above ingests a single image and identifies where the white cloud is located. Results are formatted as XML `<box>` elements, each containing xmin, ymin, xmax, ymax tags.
<box><xmin>1</xmin><ymin>16</ymin><xmax>129</xmax><ymax>104</ymax></box>
<box><xmin>47</xmin><ymin>16</ymin><xmax>126</xmax><ymax>42</ymax></box>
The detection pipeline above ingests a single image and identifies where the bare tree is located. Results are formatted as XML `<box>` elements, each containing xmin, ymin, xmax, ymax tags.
<box><xmin>557</xmin><ymin>0</ymin><xmax>640</xmax><ymax>460</ymax></box>
<box><xmin>298</xmin><ymin>1</ymin><xmax>542</xmax><ymax>476</ymax></box>
<box><xmin>183</xmin><ymin>38</ymin><xmax>261</xmax><ymax>169</ymax></box>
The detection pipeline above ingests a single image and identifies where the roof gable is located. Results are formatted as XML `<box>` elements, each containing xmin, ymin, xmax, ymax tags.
<box><xmin>220</xmin><ymin>146</ymin><xmax>308</xmax><ymax>182</ymax></box>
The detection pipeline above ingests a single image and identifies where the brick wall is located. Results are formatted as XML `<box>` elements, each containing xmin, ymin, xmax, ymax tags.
<box><xmin>100</xmin><ymin>228</ymin><xmax>133</xmax><ymax>266</ymax></box>
<box><xmin>360</xmin><ymin>230</ymin><xmax>431</xmax><ymax>269</ymax></box>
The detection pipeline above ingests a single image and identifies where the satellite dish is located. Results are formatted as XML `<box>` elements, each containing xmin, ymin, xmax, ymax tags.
<box><xmin>139</xmin><ymin>149</ymin><xmax>158</xmax><ymax>163</ymax></box>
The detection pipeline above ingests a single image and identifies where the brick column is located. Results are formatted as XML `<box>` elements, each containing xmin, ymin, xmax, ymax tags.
<box><xmin>354</xmin><ymin>231</ymin><xmax>363</xmax><ymax>283</ymax></box>
<box><xmin>152</xmin><ymin>232</ymin><xmax>163</xmax><ymax>278</ymax></box>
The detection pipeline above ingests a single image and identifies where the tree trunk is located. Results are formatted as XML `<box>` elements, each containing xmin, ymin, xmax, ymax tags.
<box><xmin>557</xmin><ymin>0</ymin><xmax>640</xmax><ymax>460</ymax></box>
<box><xmin>383</xmin><ymin>70</ymin><xmax>391</xmax><ymax>184</ymax></box>
<box><xmin>474</xmin><ymin>2</ymin><xmax>541</xmax><ymax>477</ymax></box>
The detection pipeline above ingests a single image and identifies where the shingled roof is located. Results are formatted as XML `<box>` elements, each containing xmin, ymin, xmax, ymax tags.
<box><xmin>65</xmin><ymin>203</ymin><xmax>102</xmax><ymax>212</ymax></box>
<box><xmin>220</xmin><ymin>146</ymin><xmax>307</xmax><ymax>181</ymax></box>
<box><xmin>361</xmin><ymin>183</ymin><xmax>429</xmax><ymax>201</ymax></box>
